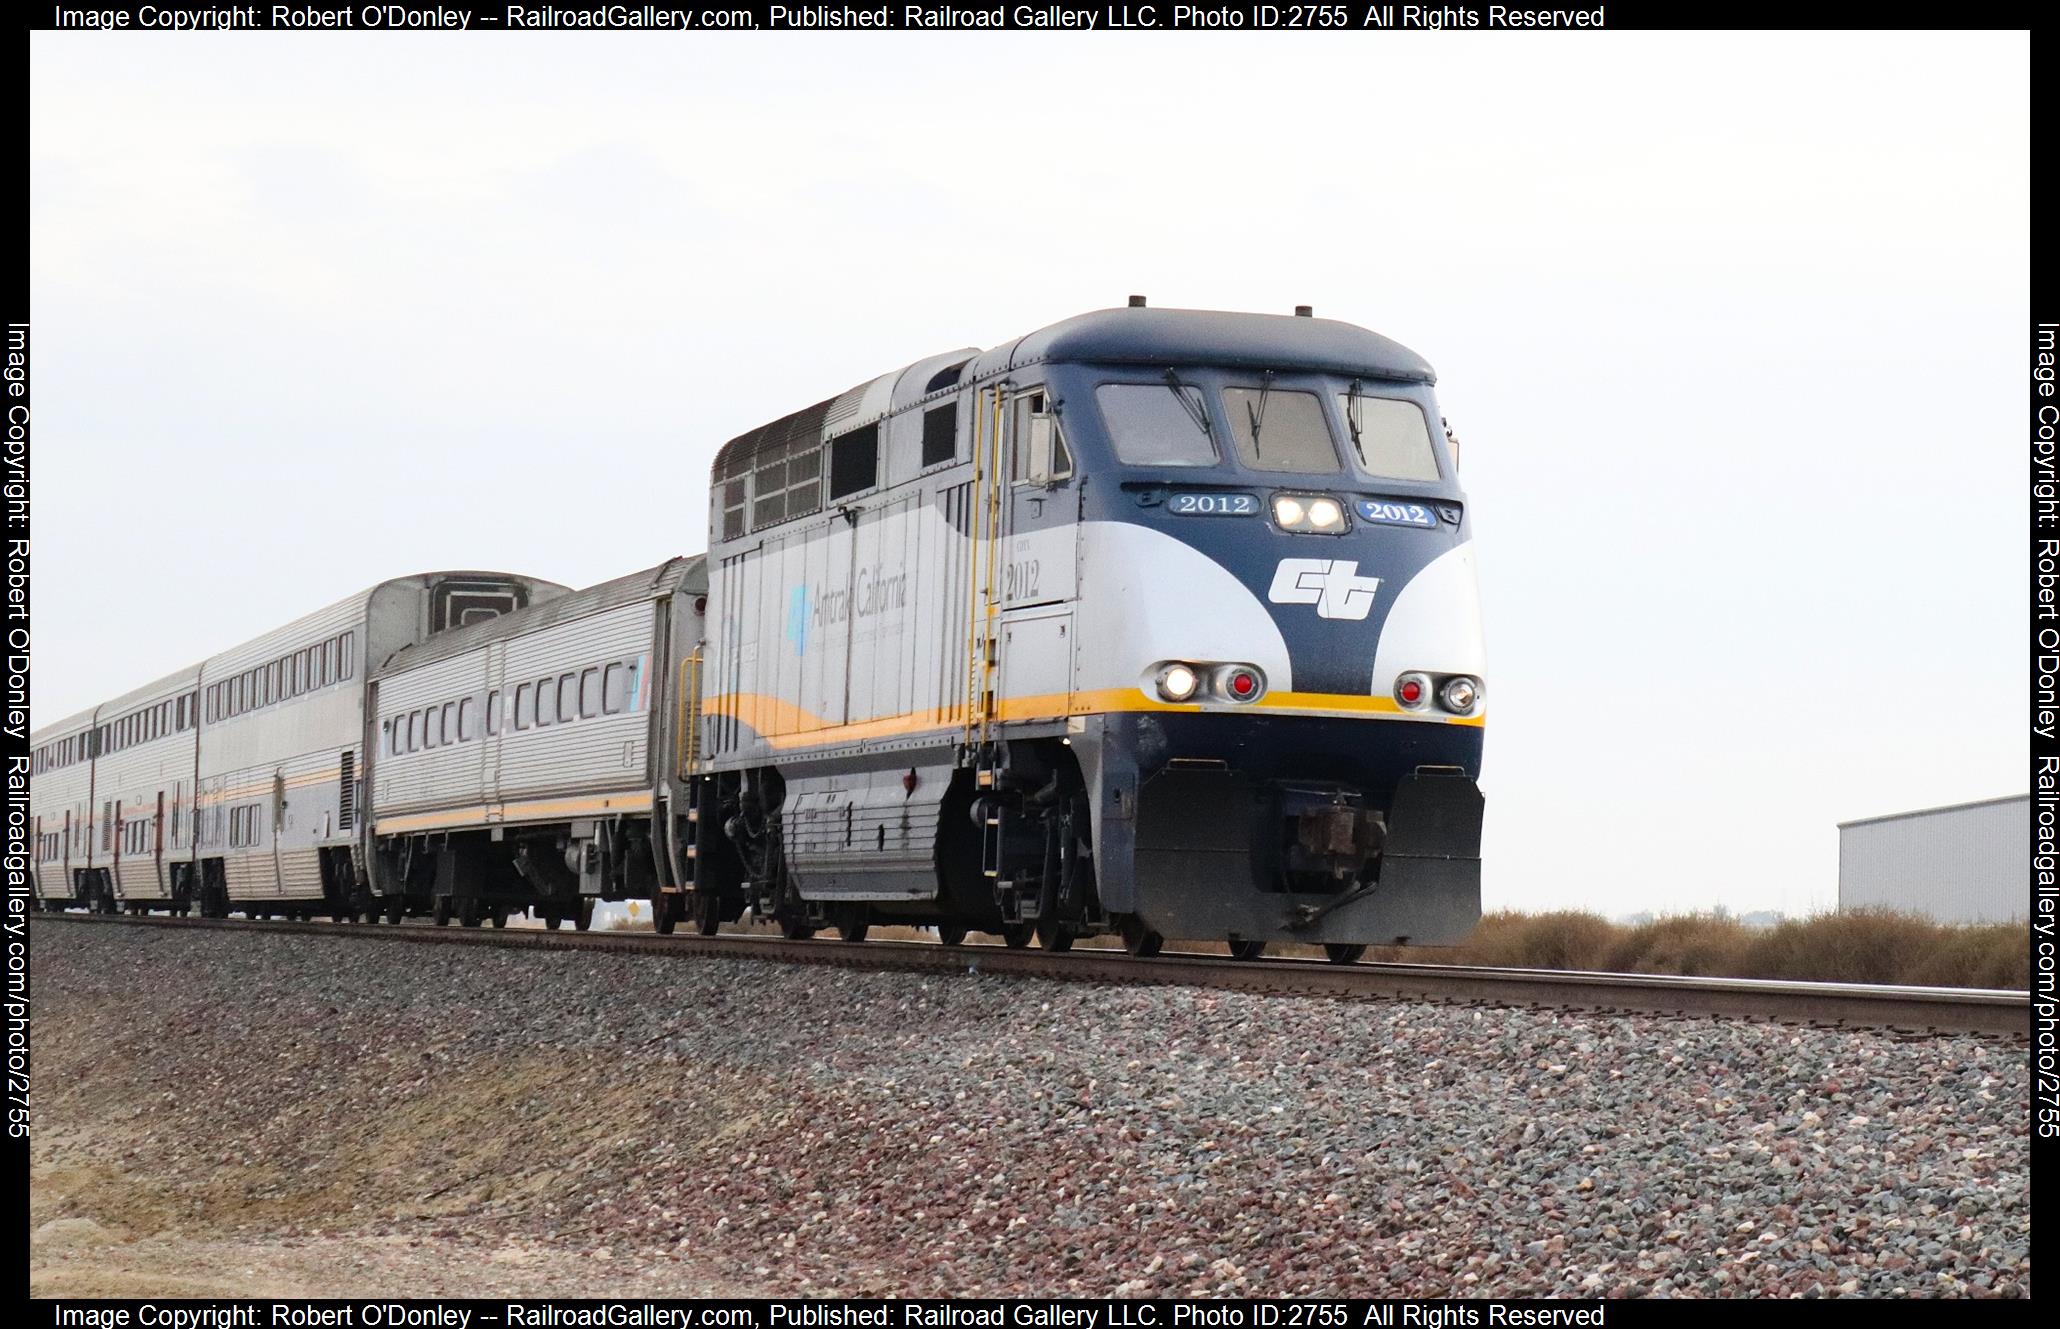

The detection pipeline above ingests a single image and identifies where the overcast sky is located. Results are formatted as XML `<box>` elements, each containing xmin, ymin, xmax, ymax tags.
<box><xmin>29</xmin><ymin>31</ymin><xmax>2029</xmax><ymax>919</ymax></box>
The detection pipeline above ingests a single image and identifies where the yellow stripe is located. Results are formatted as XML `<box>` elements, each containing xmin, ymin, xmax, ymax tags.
<box><xmin>703</xmin><ymin>687</ymin><xmax>1484</xmax><ymax>751</ymax></box>
<box><xmin>374</xmin><ymin>790</ymin><xmax>656</xmax><ymax>835</ymax></box>
<box><xmin>194</xmin><ymin>769</ymin><xmax>343</xmax><ymax>805</ymax></box>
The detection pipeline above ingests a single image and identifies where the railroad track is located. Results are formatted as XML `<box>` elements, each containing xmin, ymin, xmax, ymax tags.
<box><xmin>32</xmin><ymin>911</ymin><xmax>2030</xmax><ymax>1040</ymax></box>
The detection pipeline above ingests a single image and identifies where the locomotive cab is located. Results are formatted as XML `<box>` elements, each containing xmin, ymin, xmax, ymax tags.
<box><xmin>1018</xmin><ymin>326</ymin><xmax>1486</xmax><ymax>953</ymax></box>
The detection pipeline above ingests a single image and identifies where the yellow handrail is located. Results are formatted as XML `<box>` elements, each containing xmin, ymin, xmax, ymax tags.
<box><xmin>677</xmin><ymin>649</ymin><xmax>704</xmax><ymax>777</ymax></box>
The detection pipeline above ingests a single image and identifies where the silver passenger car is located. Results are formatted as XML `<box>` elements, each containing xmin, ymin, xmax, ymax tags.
<box><xmin>367</xmin><ymin>558</ymin><xmax>707</xmax><ymax>929</ymax></box>
<box><xmin>31</xmin><ymin>571</ymin><xmax>568</xmax><ymax>917</ymax></box>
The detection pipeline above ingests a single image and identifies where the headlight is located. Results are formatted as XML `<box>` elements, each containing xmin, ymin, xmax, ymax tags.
<box><xmin>1395</xmin><ymin>671</ymin><xmax>1432</xmax><ymax>710</ymax></box>
<box><xmin>1439</xmin><ymin>676</ymin><xmax>1481</xmax><ymax>714</ymax></box>
<box><xmin>1156</xmin><ymin>663</ymin><xmax>1200</xmax><ymax>702</ymax></box>
<box><xmin>1274</xmin><ymin>493</ymin><xmax>1346</xmax><ymax>533</ymax></box>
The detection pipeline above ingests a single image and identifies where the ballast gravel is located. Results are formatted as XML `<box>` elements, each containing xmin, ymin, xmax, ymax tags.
<box><xmin>30</xmin><ymin>923</ymin><xmax>2029</xmax><ymax>1299</ymax></box>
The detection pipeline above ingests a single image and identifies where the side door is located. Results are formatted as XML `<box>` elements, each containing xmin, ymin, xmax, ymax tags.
<box><xmin>997</xmin><ymin>386</ymin><xmax>1079</xmax><ymax>715</ymax></box>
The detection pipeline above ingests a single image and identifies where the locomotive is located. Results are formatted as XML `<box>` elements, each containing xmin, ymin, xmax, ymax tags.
<box><xmin>31</xmin><ymin>302</ymin><xmax>1485</xmax><ymax>960</ymax></box>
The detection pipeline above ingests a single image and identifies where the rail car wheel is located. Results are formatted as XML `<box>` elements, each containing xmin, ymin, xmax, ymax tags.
<box><xmin>574</xmin><ymin>898</ymin><xmax>595</xmax><ymax>931</ymax></box>
<box><xmin>1227</xmin><ymin>936</ymin><xmax>1267</xmax><ymax>961</ymax></box>
<box><xmin>543</xmin><ymin>911</ymin><xmax>562</xmax><ymax>931</ymax></box>
<box><xmin>1323</xmin><ymin>944</ymin><xmax>1367</xmax><ymax>966</ymax></box>
<box><xmin>1036</xmin><ymin>920</ymin><xmax>1074</xmax><ymax>952</ymax></box>
<box><xmin>1120</xmin><ymin>918</ymin><xmax>1163</xmax><ymax>958</ymax></box>
<box><xmin>937</xmin><ymin>922</ymin><xmax>969</xmax><ymax>947</ymax></box>
<box><xmin>836</xmin><ymin>914</ymin><xmax>870</xmax><ymax>944</ymax></box>
<box><xmin>432</xmin><ymin>898</ymin><xmax>451</xmax><ymax>926</ymax></box>
<box><xmin>459</xmin><ymin>899</ymin><xmax>483</xmax><ymax>928</ymax></box>
<box><xmin>693</xmin><ymin>894</ymin><xmax>721</xmax><ymax>937</ymax></box>
<box><xmin>1000</xmin><ymin>924</ymin><xmax>1034</xmax><ymax>950</ymax></box>
<box><xmin>652</xmin><ymin>894</ymin><xmax>677</xmax><ymax>935</ymax></box>
<box><xmin>386</xmin><ymin>896</ymin><xmax>405</xmax><ymax>925</ymax></box>
<box><xmin>490</xmin><ymin>906</ymin><xmax>508</xmax><ymax>929</ymax></box>
<box><xmin>779</xmin><ymin>917</ymin><xmax>817</xmax><ymax>941</ymax></box>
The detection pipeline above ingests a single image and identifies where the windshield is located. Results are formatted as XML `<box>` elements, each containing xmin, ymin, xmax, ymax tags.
<box><xmin>1096</xmin><ymin>383</ymin><xmax>1218</xmax><ymax>467</ymax></box>
<box><xmin>1223</xmin><ymin>386</ymin><xmax>1340</xmax><ymax>473</ymax></box>
<box><xmin>1339</xmin><ymin>391</ymin><xmax>1440</xmax><ymax>481</ymax></box>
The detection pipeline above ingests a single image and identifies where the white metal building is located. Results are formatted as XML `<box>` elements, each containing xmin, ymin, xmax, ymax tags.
<box><xmin>1837</xmin><ymin>795</ymin><xmax>2028</xmax><ymax>923</ymax></box>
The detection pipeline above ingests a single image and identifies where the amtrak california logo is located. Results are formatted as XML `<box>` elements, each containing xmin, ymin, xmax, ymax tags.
<box><xmin>1267</xmin><ymin>558</ymin><xmax>1381</xmax><ymax>621</ymax></box>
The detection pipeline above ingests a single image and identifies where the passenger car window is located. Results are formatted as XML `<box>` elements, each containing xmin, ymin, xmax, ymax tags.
<box><xmin>1339</xmin><ymin>391</ymin><xmax>1441</xmax><ymax>482</ymax></box>
<box><xmin>558</xmin><ymin>673</ymin><xmax>578</xmax><ymax>723</ymax></box>
<box><xmin>602</xmin><ymin>663</ymin><xmax>626</xmax><ymax>714</ymax></box>
<box><xmin>486</xmin><ymin>690</ymin><xmax>501</xmax><ymax>736</ymax></box>
<box><xmin>1223</xmin><ymin>386</ymin><xmax>1339</xmax><ymax>474</ymax></box>
<box><xmin>580</xmin><ymin>668</ymin><xmax>601</xmax><ymax>719</ymax></box>
<box><xmin>440</xmin><ymin>702</ymin><xmax>457</xmax><ymax>745</ymax></box>
<box><xmin>1096</xmin><ymin>383</ymin><xmax>1217</xmax><ymax>467</ymax></box>
<box><xmin>514</xmin><ymin>684</ymin><xmax>531</xmax><ymax>731</ymax></box>
<box><xmin>534</xmin><ymin>679</ymin><xmax>554</xmax><ymax>728</ymax></box>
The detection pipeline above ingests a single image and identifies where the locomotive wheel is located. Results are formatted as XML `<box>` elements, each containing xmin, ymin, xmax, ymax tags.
<box><xmin>1000</xmin><ymin>924</ymin><xmax>1034</xmax><ymax>949</ymax></box>
<box><xmin>652</xmin><ymin>893</ymin><xmax>677</xmax><ymax>935</ymax></box>
<box><xmin>1120</xmin><ymin>918</ymin><xmax>1163</xmax><ymax>958</ymax></box>
<box><xmin>1227</xmin><ymin>936</ymin><xmax>1267</xmax><ymax>961</ymax></box>
<box><xmin>459</xmin><ymin>898</ymin><xmax>482</xmax><ymax>928</ymax></box>
<box><xmin>936</xmin><ymin>922</ymin><xmax>969</xmax><ymax>947</ymax></box>
<box><xmin>490</xmin><ymin>906</ymin><xmax>508</xmax><ymax>929</ymax></box>
<box><xmin>386</xmin><ymin>896</ymin><xmax>405</xmax><ymax>925</ymax></box>
<box><xmin>779</xmin><ymin>917</ymin><xmax>817</xmax><ymax>941</ymax></box>
<box><xmin>693</xmin><ymin>894</ymin><xmax>722</xmax><ymax>936</ymax></box>
<box><xmin>574</xmin><ymin>898</ymin><xmax>595</xmax><ymax>932</ymax></box>
<box><xmin>1035</xmin><ymin>920</ymin><xmax>1074</xmax><ymax>952</ymax></box>
<box><xmin>1324</xmin><ymin>944</ymin><xmax>1368</xmax><ymax>966</ymax></box>
<box><xmin>835</xmin><ymin>907</ymin><xmax>869</xmax><ymax>943</ymax></box>
<box><xmin>543</xmin><ymin>911</ymin><xmax>562</xmax><ymax>931</ymax></box>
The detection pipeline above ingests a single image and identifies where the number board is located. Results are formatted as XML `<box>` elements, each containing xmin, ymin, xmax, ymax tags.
<box><xmin>1167</xmin><ymin>492</ymin><xmax>1260</xmax><ymax>517</ymax></box>
<box><xmin>1356</xmin><ymin>499</ymin><xmax>1438</xmax><ymax>529</ymax></box>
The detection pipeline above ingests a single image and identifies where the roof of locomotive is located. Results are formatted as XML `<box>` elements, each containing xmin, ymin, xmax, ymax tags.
<box><xmin>1001</xmin><ymin>306</ymin><xmax>1436</xmax><ymax>383</ymax></box>
<box><xmin>711</xmin><ymin>306</ymin><xmax>1435</xmax><ymax>481</ymax></box>
<box><xmin>374</xmin><ymin>556</ymin><xmax>706</xmax><ymax>679</ymax></box>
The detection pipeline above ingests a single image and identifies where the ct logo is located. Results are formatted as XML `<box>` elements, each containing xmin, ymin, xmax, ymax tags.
<box><xmin>1267</xmin><ymin>558</ymin><xmax>1382</xmax><ymax>621</ymax></box>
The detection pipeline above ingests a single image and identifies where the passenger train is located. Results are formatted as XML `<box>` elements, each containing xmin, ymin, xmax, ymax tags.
<box><xmin>30</xmin><ymin>302</ymin><xmax>1486</xmax><ymax>960</ymax></box>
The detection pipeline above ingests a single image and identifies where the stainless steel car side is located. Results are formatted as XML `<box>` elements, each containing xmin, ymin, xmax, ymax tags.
<box><xmin>363</xmin><ymin>558</ymin><xmax>707</xmax><ymax>930</ymax></box>
<box><xmin>30</xmin><ymin>572</ymin><xmax>569</xmax><ymax>918</ymax></box>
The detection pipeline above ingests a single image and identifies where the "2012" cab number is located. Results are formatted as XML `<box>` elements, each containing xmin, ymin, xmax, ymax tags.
<box><xmin>1168</xmin><ymin>492</ymin><xmax>1260</xmax><ymax>517</ymax></box>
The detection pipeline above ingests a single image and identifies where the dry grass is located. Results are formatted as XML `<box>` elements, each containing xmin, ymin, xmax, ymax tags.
<box><xmin>1377</xmin><ymin>907</ymin><xmax>2028</xmax><ymax>989</ymax></box>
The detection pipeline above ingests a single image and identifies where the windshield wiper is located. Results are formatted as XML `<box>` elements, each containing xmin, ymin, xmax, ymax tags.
<box><xmin>1345</xmin><ymin>379</ymin><xmax>1365</xmax><ymax>452</ymax></box>
<box><xmin>1162</xmin><ymin>370</ymin><xmax>1213</xmax><ymax>440</ymax></box>
<box><xmin>1245</xmin><ymin>370</ymin><xmax>1275</xmax><ymax>458</ymax></box>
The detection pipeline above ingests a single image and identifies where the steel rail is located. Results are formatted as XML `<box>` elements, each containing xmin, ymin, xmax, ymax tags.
<box><xmin>30</xmin><ymin>912</ymin><xmax>2029</xmax><ymax>1039</ymax></box>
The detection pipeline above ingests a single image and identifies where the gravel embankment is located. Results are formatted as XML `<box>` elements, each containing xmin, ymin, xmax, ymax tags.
<box><xmin>30</xmin><ymin>922</ymin><xmax>2029</xmax><ymax>1298</ymax></box>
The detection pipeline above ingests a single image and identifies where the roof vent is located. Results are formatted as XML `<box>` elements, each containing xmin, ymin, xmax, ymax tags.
<box><xmin>1128</xmin><ymin>294</ymin><xmax>1148</xmax><ymax>308</ymax></box>
<box><xmin>1294</xmin><ymin>305</ymin><xmax>1314</xmax><ymax>318</ymax></box>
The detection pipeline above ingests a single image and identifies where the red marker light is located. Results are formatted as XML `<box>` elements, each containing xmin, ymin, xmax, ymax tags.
<box><xmin>1230</xmin><ymin>670</ymin><xmax>1257</xmax><ymax>698</ymax></box>
<box><xmin>1399</xmin><ymin>679</ymin><xmax>1423</xmax><ymax>704</ymax></box>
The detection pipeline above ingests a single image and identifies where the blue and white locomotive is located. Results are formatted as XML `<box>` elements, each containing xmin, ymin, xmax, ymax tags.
<box><xmin>694</xmin><ymin>301</ymin><xmax>1486</xmax><ymax>959</ymax></box>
